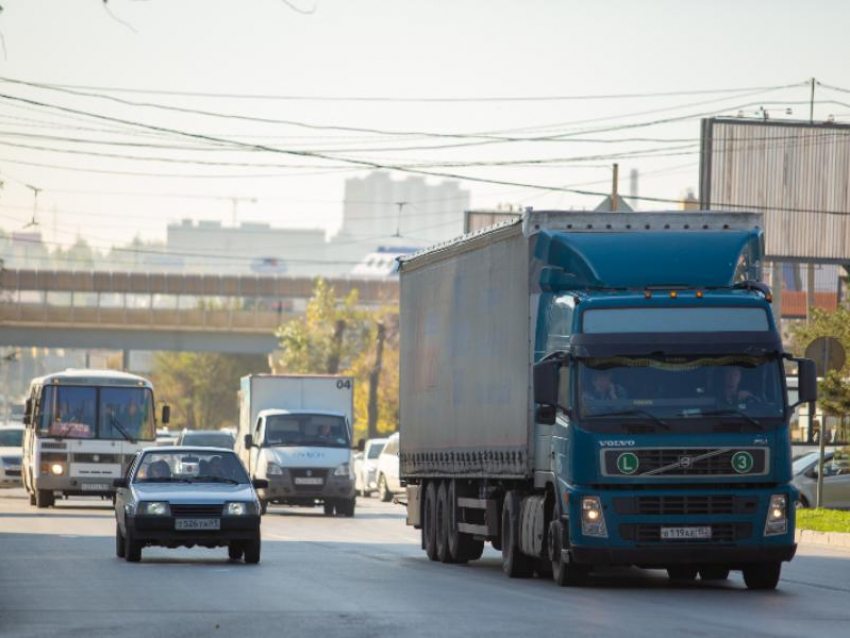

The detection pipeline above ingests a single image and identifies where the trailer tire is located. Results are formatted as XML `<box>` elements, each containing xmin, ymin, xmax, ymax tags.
<box><xmin>501</xmin><ymin>491</ymin><xmax>534</xmax><ymax>578</ymax></box>
<box><xmin>446</xmin><ymin>480</ymin><xmax>484</xmax><ymax>564</ymax></box>
<box><xmin>36</xmin><ymin>489</ymin><xmax>54</xmax><ymax>509</ymax></box>
<box><xmin>423</xmin><ymin>481</ymin><xmax>438</xmax><ymax>561</ymax></box>
<box><xmin>743</xmin><ymin>562</ymin><xmax>781</xmax><ymax>590</ymax></box>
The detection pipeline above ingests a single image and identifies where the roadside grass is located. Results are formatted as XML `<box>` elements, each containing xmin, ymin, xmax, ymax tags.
<box><xmin>797</xmin><ymin>508</ymin><xmax>850</xmax><ymax>533</ymax></box>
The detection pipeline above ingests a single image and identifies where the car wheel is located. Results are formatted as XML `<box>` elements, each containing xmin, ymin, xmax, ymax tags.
<box><xmin>667</xmin><ymin>566</ymin><xmax>698</xmax><ymax>581</ymax></box>
<box><xmin>423</xmin><ymin>481</ymin><xmax>438</xmax><ymax>561</ymax></box>
<box><xmin>244</xmin><ymin>534</ymin><xmax>261</xmax><ymax>564</ymax></box>
<box><xmin>125</xmin><ymin>527</ymin><xmax>142</xmax><ymax>563</ymax></box>
<box><xmin>795</xmin><ymin>496</ymin><xmax>809</xmax><ymax>509</ymax></box>
<box><xmin>342</xmin><ymin>498</ymin><xmax>356</xmax><ymax>518</ymax></box>
<box><xmin>28</xmin><ymin>491</ymin><xmax>36</xmax><ymax>506</ymax></box>
<box><xmin>501</xmin><ymin>491</ymin><xmax>534</xmax><ymax>578</ymax></box>
<box><xmin>115</xmin><ymin>524</ymin><xmax>126</xmax><ymax>558</ymax></box>
<box><xmin>743</xmin><ymin>562</ymin><xmax>782</xmax><ymax>590</ymax></box>
<box><xmin>36</xmin><ymin>489</ymin><xmax>54</xmax><ymax>509</ymax></box>
<box><xmin>700</xmin><ymin>566</ymin><xmax>730</xmax><ymax>581</ymax></box>
<box><xmin>228</xmin><ymin>543</ymin><xmax>244</xmax><ymax>561</ymax></box>
<box><xmin>323</xmin><ymin>501</ymin><xmax>335</xmax><ymax>516</ymax></box>
<box><xmin>378</xmin><ymin>475</ymin><xmax>393</xmax><ymax>503</ymax></box>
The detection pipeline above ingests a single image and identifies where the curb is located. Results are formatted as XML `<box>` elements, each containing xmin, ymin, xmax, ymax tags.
<box><xmin>796</xmin><ymin>528</ymin><xmax>850</xmax><ymax>550</ymax></box>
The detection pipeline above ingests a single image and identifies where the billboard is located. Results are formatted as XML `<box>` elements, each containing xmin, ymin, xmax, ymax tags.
<box><xmin>699</xmin><ymin>118</ymin><xmax>850</xmax><ymax>262</ymax></box>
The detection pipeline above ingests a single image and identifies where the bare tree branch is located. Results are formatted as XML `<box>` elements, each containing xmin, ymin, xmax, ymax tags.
<box><xmin>102</xmin><ymin>0</ymin><xmax>138</xmax><ymax>34</ymax></box>
<box><xmin>280</xmin><ymin>0</ymin><xmax>316</xmax><ymax>15</ymax></box>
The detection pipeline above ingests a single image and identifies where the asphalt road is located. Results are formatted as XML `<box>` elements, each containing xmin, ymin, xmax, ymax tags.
<box><xmin>1</xmin><ymin>487</ymin><xmax>850</xmax><ymax>638</ymax></box>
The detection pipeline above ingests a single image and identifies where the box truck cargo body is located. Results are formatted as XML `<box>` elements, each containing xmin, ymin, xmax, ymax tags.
<box><xmin>399</xmin><ymin>210</ymin><xmax>817</xmax><ymax>590</ymax></box>
<box><xmin>236</xmin><ymin>375</ymin><xmax>356</xmax><ymax>516</ymax></box>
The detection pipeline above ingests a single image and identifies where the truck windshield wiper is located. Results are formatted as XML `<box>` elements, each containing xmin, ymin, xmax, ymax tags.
<box><xmin>688</xmin><ymin>409</ymin><xmax>763</xmax><ymax>430</ymax></box>
<box><xmin>588</xmin><ymin>409</ymin><xmax>670</xmax><ymax>430</ymax></box>
<box><xmin>109</xmin><ymin>415</ymin><xmax>137</xmax><ymax>443</ymax></box>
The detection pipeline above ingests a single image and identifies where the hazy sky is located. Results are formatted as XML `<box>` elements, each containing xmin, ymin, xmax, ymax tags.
<box><xmin>0</xmin><ymin>0</ymin><xmax>848</xmax><ymax>262</ymax></box>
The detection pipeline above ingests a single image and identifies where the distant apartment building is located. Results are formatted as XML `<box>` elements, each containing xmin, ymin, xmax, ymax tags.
<box><xmin>166</xmin><ymin>220</ymin><xmax>328</xmax><ymax>276</ymax></box>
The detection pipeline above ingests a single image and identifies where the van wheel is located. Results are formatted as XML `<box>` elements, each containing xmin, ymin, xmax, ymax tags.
<box><xmin>339</xmin><ymin>498</ymin><xmax>356</xmax><ymax>517</ymax></box>
<box><xmin>378</xmin><ymin>475</ymin><xmax>393</xmax><ymax>502</ymax></box>
<box><xmin>743</xmin><ymin>562</ymin><xmax>781</xmax><ymax>590</ymax></box>
<box><xmin>423</xmin><ymin>481</ymin><xmax>438</xmax><ymax>561</ymax></box>
<box><xmin>260</xmin><ymin>500</ymin><xmax>268</xmax><ymax>516</ymax></box>
<box><xmin>115</xmin><ymin>525</ymin><xmax>126</xmax><ymax>558</ymax></box>
<box><xmin>323</xmin><ymin>501</ymin><xmax>335</xmax><ymax>516</ymax></box>
<box><xmin>28</xmin><ymin>491</ymin><xmax>36</xmax><ymax>506</ymax></box>
<box><xmin>36</xmin><ymin>489</ymin><xmax>54</xmax><ymax>509</ymax></box>
<box><xmin>501</xmin><ymin>491</ymin><xmax>534</xmax><ymax>578</ymax></box>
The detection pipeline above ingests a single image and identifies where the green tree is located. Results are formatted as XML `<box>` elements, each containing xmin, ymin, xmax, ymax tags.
<box><xmin>790</xmin><ymin>306</ymin><xmax>850</xmax><ymax>416</ymax></box>
<box><xmin>151</xmin><ymin>352</ymin><xmax>269</xmax><ymax>430</ymax></box>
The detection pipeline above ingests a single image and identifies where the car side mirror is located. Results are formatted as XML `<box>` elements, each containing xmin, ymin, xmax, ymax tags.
<box><xmin>356</xmin><ymin>438</ymin><xmax>366</xmax><ymax>452</ymax></box>
<box><xmin>113</xmin><ymin>478</ymin><xmax>128</xmax><ymax>489</ymax></box>
<box><xmin>252</xmin><ymin>478</ymin><xmax>269</xmax><ymax>490</ymax></box>
<box><xmin>794</xmin><ymin>358</ymin><xmax>818</xmax><ymax>407</ymax></box>
<box><xmin>534</xmin><ymin>358</ymin><xmax>563</xmax><ymax>407</ymax></box>
<box><xmin>244</xmin><ymin>434</ymin><xmax>254</xmax><ymax>449</ymax></box>
<box><xmin>161</xmin><ymin>405</ymin><xmax>171</xmax><ymax>425</ymax></box>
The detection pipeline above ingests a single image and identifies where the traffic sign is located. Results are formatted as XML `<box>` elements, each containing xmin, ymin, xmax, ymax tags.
<box><xmin>805</xmin><ymin>336</ymin><xmax>846</xmax><ymax>377</ymax></box>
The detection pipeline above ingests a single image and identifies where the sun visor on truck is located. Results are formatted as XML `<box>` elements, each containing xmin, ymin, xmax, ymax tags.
<box><xmin>534</xmin><ymin>230</ymin><xmax>762</xmax><ymax>290</ymax></box>
<box><xmin>569</xmin><ymin>331</ymin><xmax>784</xmax><ymax>358</ymax></box>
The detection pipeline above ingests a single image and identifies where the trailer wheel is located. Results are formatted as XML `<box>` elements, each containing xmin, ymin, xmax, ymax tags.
<box><xmin>436</xmin><ymin>482</ymin><xmax>453</xmax><ymax>563</ymax></box>
<box><xmin>423</xmin><ymin>481</ymin><xmax>438</xmax><ymax>561</ymax></box>
<box><xmin>447</xmin><ymin>480</ymin><xmax>484</xmax><ymax>564</ymax></box>
<box><xmin>501</xmin><ymin>491</ymin><xmax>534</xmax><ymax>578</ymax></box>
<box><xmin>743</xmin><ymin>562</ymin><xmax>781</xmax><ymax>590</ymax></box>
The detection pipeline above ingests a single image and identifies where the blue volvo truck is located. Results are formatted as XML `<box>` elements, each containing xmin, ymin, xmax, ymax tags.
<box><xmin>399</xmin><ymin>210</ymin><xmax>817</xmax><ymax>590</ymax></box>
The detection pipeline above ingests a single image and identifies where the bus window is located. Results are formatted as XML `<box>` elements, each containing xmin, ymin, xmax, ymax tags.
<box><xmin>100</xmin><ymin>388</ymin><xmax>155</xmax><ymax>441</ymax></box>
<box><xmin>43</xmin><ymin>386</ymin><xmax>97</xmax><ymax>439</ymax></box>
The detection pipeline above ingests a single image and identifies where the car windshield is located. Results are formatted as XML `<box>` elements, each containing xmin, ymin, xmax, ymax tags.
<box><xmin>792</xmin><ymin>452</ymin><xmax>820</xmax><ymax>475</ymax></box>
<box><xmin>367</xmin><ymin>442</ymin><xmax>385</xmax><ymax>459</ymax></box>
<box><xmin>134</xmin><ymin>450</ymin><xmax>249</xmax><ymax>484</ymax></box>
<box><xmin>0</xmin><ymin>429</ymin><xmax>23</xmax><ymax>446</ymax></box>
<box><xmin>577</xmin><ymin>355</ymin><xmax>785</xmax><ymax>429</ymax></box>
<box><xmin>180</xmin><ymin>432</ymin><xmax>235</xmax><ymax>449</ymax></box>
<box><xmin>264</xmin><ymin>414</ymin><xmax>349</xmax><ymax>448</ymax></box>
<box><xmin>39</xmin><ymin>385</ymin><xmax>155</xmax><ymax>441</ymax></box>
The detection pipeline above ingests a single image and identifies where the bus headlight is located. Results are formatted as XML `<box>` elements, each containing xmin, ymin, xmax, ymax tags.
<box><xmin>138</xmin><ymin>501</ymin><xmax>171</xmax><ymax>516</ymax></box>
<box><xmin>764</xmin><ymin>494</ymin><xmax>788</xmax><ymax>536</ymax></box>
<box><xmin>50</xmin><ymin>463</ymin><xmax>65</xmax><ymax>476</ymax></box>
<box><xmin>581</xmin><ymin>495</ymin><xmax>608</xmax><ymax>537</ymax></box>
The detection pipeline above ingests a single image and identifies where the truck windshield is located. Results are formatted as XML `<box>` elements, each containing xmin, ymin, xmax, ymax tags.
<box><xmin>578</xmin><ymin>355</ymin><xmax>785</xmax><ymax>429</ymax></box>
<box><xmin>264</xmin><ymin>414</ymin><xmax>349</xmax><ymax>448</ymax></box>
<box><xmin>39</xmin><ymin>385</ymin><xmax>155</xmax><ymax>441</ymax></box>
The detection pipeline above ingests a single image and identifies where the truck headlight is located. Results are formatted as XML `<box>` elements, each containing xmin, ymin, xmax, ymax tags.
<box><xmin>50</xmin><ymin>462</ymin><xmax>65</xmax><ymax>476</ymax></box>
<box><xmin>764</xmin><ymin>494</ymin><xmax>788</xmax><ymax>536</ymax></box>
<box><xmin>138</xmin><ymin>501</ymin><xmax>170</xmax><ymax>516</ymax></box>
<box><xmin>581</xmin><ymin>495</ymin><xmax>608</xmax><ymax>538</ymax></box>
<box><xmin>224</xmin><ymin>502</ymin><xmax>254</xmax><ymax>516</ymax></box>
<box><xmin>334</xmin><ymin>463</ymin><xmax>351</xmax><ymax>477</ymax></box>
<box><xmin>266</xmin><ymin>462</ymin><xmax>283</xmax><ymax>476</ymax></box>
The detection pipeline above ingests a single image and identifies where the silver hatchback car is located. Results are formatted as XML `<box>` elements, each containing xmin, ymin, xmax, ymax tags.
<box><xmin>792</xmin><ymin>448</ymin><xmax>850</xmax><ymax>509</ymax></box>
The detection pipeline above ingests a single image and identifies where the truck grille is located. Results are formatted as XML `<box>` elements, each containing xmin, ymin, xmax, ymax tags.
<box><xmin>170</xmin><ymin>504</ymin><xmax>222</xmax><ymax>518</ymax></box>
<box><xmin>620</xmin><ymin>523</ymin><xmax>751</xmax><ymax>544</ymax></box>
<box><xmin>615</xmin><ymin>495</ymin><xmax>739</xmax><ymax>516</ymax></box>
<box><xmin>603</xmin><ymin>448</ymin><xmax>767</xmax><ymax>477</ymax></box>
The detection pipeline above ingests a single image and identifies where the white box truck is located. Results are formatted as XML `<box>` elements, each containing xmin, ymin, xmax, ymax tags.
<box><xmin>235</xmin><ymin>374</ymin><xmax>357</xmax><ymax>516</ymax></box>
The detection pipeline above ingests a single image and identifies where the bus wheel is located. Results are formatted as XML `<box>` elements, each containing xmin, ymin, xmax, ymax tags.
<box><xmin>36</xmin><ymin>489</ymin><xmax>54</xmax><ymax>509</ymax></box>
<box><xmin>29</xmin><ymin>491</ymin><xmax>36</xmax><ymax>506</ymax></box>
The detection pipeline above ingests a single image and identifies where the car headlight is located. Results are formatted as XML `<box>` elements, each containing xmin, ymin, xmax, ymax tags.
<box><xmin>334</xmin><ymin>463</ymin><xmax>350</xmax><ymax>477</ymax></box>
<box><xmin>266</xmin><ymin>462</ymin><xmax>283</xmax><ymax>476</ymax></box>
<box><xmin>50</xmin><ymin>462</ymin><xmax>65</xmax><ymax>476</ymax></box>
<box><xmin>581</xmin><ymin>495</ymin><xmax>608</xmax><ymax>538</ymax></box>
<box><xmin>138</xmin><ymin>501</ymin><xmax>171</xmax><ymax>516</ymax></box>
<box><xmin>764</xmin><ymin>494</ymin><xmax>788</xmax><ymax>536</ymax></box>
<box><xmin>224</xmin><ymin>502</ymin><xmax>255</xmax><ymax>516</ymax></box>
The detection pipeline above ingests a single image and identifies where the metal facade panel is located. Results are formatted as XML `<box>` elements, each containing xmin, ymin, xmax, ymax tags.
<box><xmin>700</xmin><ymin>118</ymin><xmax>850</xmax><ymax>261</ymax></box>
<box><xmin>399</xmin><ymin>230</ymin><xmax>532</xmax><ymax>477</ymax></box>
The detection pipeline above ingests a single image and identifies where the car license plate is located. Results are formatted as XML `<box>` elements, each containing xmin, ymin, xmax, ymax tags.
<box><xmin>175</xmin><ymin>518</ymin><xmax>221</xmax><ymax>531</ymax></box>
<box><xmin>661</xmin><ymin>526</ymin><xmax>712</xmax><ymax>540</ymax></box>
<box><xmin>294</xmin><ymin>477</ymin><xmax>323</xmax><ymax>485</ymax></box>
<box><xmin>81</xmin><ymin>483</ymin><xmax>108</xmax><ymax>491</ymax></box>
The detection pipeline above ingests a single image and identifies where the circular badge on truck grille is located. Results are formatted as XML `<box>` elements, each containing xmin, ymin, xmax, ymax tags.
<box><xmin>616</xmin><ymin>452</ymin><xmax>639</xmax><ymax>475</ymax></box>
<box><xmin>731</xmin><ymin>451</ymin><xmax>754</xmax><ymax>474</ymax></box>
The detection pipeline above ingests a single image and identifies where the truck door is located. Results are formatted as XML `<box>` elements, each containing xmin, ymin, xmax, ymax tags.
<box><xmin>249</xmin><ymin>417</ymin><xmax>263</xmax><ymax>476</ymax></box>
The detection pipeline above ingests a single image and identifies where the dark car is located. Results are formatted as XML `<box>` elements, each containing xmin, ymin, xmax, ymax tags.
<box><xmin>176</xmin><ymin>430</ymin><xmax>236</xmax><ymax>450</ymax></box>
<box><xmin>114</xmin><ymin>447</ymin><xmax>266</xmax><ymax>563</ymax></box>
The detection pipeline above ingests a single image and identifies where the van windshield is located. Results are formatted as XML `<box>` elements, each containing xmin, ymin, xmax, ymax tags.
<box><xmin>264</xmin><ymin>414</ymin><xmax>349</xmax><ymax>448</ymax></box>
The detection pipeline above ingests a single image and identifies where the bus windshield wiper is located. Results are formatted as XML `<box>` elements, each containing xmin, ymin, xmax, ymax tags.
<box><xmin>690</xmin><ymin>409</ymin><xmax>763</xmax><ymax>430</ymax></box>
<box><xmin>588</xmin><ymin>409</ymin><xmax>670</xmax><ymax>430</ymax></box>
<box><xmin>109</xmin><ymin>415</ymin><xmax>137</xmax><ymax>443</ymax></box>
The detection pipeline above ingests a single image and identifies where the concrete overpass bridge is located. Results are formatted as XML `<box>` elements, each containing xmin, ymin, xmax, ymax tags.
<box><xmin>0</xmin><ymin>269</ymin><xmax>398</xmax><ymax>354</ymax></box>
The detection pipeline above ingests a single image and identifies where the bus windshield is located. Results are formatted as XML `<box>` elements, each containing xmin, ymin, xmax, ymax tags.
<box><xmin>39</xmin><ymin>385</ymin><xmax>155</xmax><ymax>441</ymax></box>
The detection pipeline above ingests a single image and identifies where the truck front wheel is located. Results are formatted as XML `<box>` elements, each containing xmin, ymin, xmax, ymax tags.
<box><xmin>501</xmin><ymin>491</ymin><xmax>534</xmax><ymax>578</ymax></box>
<box><xmin>548</xmin><ymin>511</ymin><xmax>588</xmax><ymax>586</ymax></box>
<box><xmin>743</xmin><ymin>562</ymin><xmax>782</xmax><ymax>590</ymax></box>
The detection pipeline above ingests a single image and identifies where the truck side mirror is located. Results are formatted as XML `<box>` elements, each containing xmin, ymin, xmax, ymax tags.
<box><xmin>795</xmin><ymin>358</ymin><xmax>818</xmax><ymax>406</ymax></box>
<box><xmin>356</xmin><ymin>438</ymin><xmax>366</xmax><ymax>452</ymax></box>
<box><xmin>23</xmin><ymin>398</ymin><xmax>32</xmax><ymax>425</ymax></box>
<box><xmin>113</xmin><ymin>478</ymin><xmax>128</xmax><ymax>489</ymax></box>
<box><xmin>244</xmin><ymin>434</ymin><xmax>254</xmax><ymax>449</ymax></box>
<box><xmin>161</xmin><ymin>405</ymin><xmax>171</xmax><ymax>425</ymax></box>
<box><xmin>533</xmin><ymin>358</ymin><xmax>562</xmax><ymax>407</ymax></box>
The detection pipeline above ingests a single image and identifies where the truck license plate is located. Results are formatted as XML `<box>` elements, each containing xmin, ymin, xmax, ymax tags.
<box><xmin>175</xmin><ymin>518</ymin><xmax>221</xmax><ymax>531</ymax></box>
<box><xmin>294</xmin><ymin>477</ymin><xmax>323</xmax><ymax>485</ymax></box>
<box><xmin>81</xmin><ymin>483</ymin><xmax>108</xmax><ymax>491</ymax></box>
<box><xmin>661</xmin><ymin>526</ymin><xmax>711</xmax><ymax>540</ymax></box>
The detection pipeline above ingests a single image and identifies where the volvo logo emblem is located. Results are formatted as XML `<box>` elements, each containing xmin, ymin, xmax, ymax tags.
<box><xmin>679</xmin><ymin>456</ymin><xmax>693</xmax><ymax>469</ymax></box>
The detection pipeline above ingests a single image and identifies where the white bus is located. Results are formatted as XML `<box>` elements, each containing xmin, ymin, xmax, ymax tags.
<box><xmin>21</xmin><ymin>369</ymin><xmax>169</xmax><ymax>508</ymax></box>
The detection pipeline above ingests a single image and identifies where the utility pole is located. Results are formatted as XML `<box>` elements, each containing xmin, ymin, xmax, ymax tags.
<box><xmin>24</xmin><ymin>184</ymin><xmax>42</xmax><ymax>229</ymax></box>
<box><xmin>809</xmin><ymin>77</ymin><xmax>816</xmax><ymax>124</ymax></box>
<box><xmin>610</xmin><ymin>163</ymin><xmax>619</xmax><ymax>212</ymax></box>
<box><xmin>393</xmin><ymin>202</ymin><xmax>408</xmax><ymax>237</ymax></box>
<box><xmin>221</xmin><ymin>196</ymin><xmax>257</xmax><ymax>227</ymax></box>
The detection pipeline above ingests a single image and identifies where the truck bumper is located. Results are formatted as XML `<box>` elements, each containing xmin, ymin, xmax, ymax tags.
<box><xmin>568</xmin><ymin>544</ymin><xmax>796</xmax><ymax>567</ymax></box>
<box><xmin>258</xmin><ymin>474</ymin><xmax>355</xmax><ymax>504</ymax></box>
